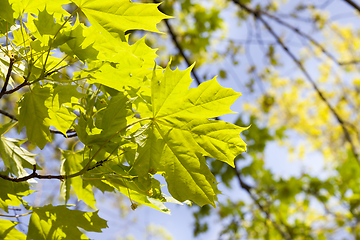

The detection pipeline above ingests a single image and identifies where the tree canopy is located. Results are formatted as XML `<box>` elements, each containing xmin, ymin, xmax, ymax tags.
<box><xmin>0</xmin><ymin>0</ymin><xmax>247</xmax><ymax>239</ymax></box>
<box><xmin>141</xmin><ymin>0</ymin><xmax>360</xmax><ymax>239</ymax></box>
<box><xmin>1</xmin><ymin>0</ymin><xmax>360</xmax><ymax>239</ymax></box>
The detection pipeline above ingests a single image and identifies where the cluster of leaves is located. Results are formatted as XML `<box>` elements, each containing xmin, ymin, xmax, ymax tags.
<box><xmin>135</xmin><ymin>0</ymin><xmax>360</xmax><ymax>239</ymax></box>
<box><xmin>0</xmin><ymin>0</ymin><xmax>247</xmax><ymax>239</ymax></box>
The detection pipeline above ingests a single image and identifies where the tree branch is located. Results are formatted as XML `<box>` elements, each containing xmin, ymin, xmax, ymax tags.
<box><xmin>258</xmin><ymin>9</ymin><xmax>343</xmax><ymax>65</ymax></box>
<box><xmin>343</xmin><ymin>0</ymin><xmax>360</xmax><ymax>13</ymax></box>
<box><xmin>233</xmin><ymin>0</ymin><xmax>360</xmax><ymax>164</ymax></box>
<box><xmin>0</xmin><ymin>56</ymin><xmax>15</xmax><ymax>95</ymax></box>
<box><xmin>0</xmin><ymin>79</ymin><xmax>29</xmax><ymax>99</ymax></box>
<box><xmin>0</xmin><ymin>109</ymin><xmax>17</xmax><ymax>121</ymax></box>
<box><xmin>154</xmin><ymin>0</ymin><xmax>202</xmax><ymax>86</ymax></box>
<box><xmin>234</xmin><ymin>162</ymin><xmax>292</xmax><ymax>240</ymax></box>
<box><xmin>0</xmin><ymin>212</ymin><xmax>32</xmax><ymax>218</ymax></box>
<box><xmin>50</xmin><ymin>129</ymin><xmax>78</xmax><ymax>138</ymax></box>
<box><xmin>0</xmin><ymin>109</ymin><xmax>77</xmax><ymax>138</ymax></box>
<box><xmin>0</xmin><ymin>163</ymin><xmax>89</xmax><ymax>182</ymax></box>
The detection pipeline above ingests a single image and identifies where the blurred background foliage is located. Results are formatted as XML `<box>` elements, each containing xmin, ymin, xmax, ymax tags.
<box><xmin>130</xmin><ymin>0</ymin><xmax>360</xmax><ymax>239</ymax></box>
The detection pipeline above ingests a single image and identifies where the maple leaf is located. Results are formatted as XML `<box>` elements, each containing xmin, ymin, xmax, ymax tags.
<box><xmin>0</xmin><ymin>219</ymin><xmax>26</xmax><ymax>239</ymax></box>
<box><xmin>0</xmin><ymin>137</ymin><xmax>37</xmax><ymax>177</ymax></box>
<box><xmin>132</xmin><ymin>65</ymin><xmax>247</xmax><ymax>207</ymax></box>
<box><xmin>71</xmin><ymin>0</ymin><xmax>170</xmax><ymax>41</ymax></box>
<box><xmin>18</xmin><ymin>85</ymin><xmax>52</xmax><ymax>149</ymax></box>
<box><xmin>18</xmin><ymin>84</ymin><xmax>79</xmax><ymax>149</ymax></box>
<box><xmin>27</xmin><ymin>205</ymin><xmax>107</xmax><ymax>240</ymax></box>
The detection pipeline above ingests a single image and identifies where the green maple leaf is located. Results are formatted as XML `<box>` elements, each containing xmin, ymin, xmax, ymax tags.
<box><xmin>0</xmin><ymin>137</ymin><xmax>37</xmax><ymax>177</ymax></box>
<box><xmin>60</xmin><ymin>150</ymin><xmax>96</xmax><ymax>208</ymax></box>
<box><xmin>71</xmin><ymin>0</ymin><xmax>170</xmax><ymax>41</ymax></box>
<box><xmin>52</xmin><ymin>84</ymin><xmax>84</xmax><ymax>105</ymax></box>
<box><xmin>59</xmin><ymin>19</ymin><xmax>99</xmax><ymax>62</ymax></box>
<box><xmin>99</xmin><ymin>92</ymin><xmax>134</xmax><ymax>136</ymax></box>
<box><xmin>133</xmin><ymin>65</ymin><xmax>247</xmax><ymax>207</ymax></box>
<box><xmin>18</xmin><ymin>84</ymin><xmax>78</xmax><ymax>148</ymax></box>
<box><xmin>10</xmin><ymin>0</ymin><xmax>70</xmax><ymax>17</ymax></box>
<box><xmin>0</xmin><ymin>219</ymin><xmax>26</xmax><ymax>240</ymax></box>
<box><xmin>33</xmin><ymin>8</ymin><xmax>63</xmax><ymax>43</ymax></box>
<box><xmin>18</xmin><ymin>85</ymin><xmax>52</xmax><ymax>149</ymax></box>
<box><xmin>0</xmin><ymin>177</ymin><xmax>33</xmax><ymax>212</ymax></box>
<box><xmin>102</xmin><ymin>165</ymin><xmax>171</xmax><ymax>213</ymax></box>
<box><xmin>27</xmin><ymin>205</ymin><xmax>107</xmax><ymax>240</ymax></box>
<box><xmin>86</xmin><ymin>36</ymin><xmax>158</xmax><ymax>91</ymax></box>
<box><xmin>0</xmin><ymin>0</ymin><xmax>15</xmax><ymax>28</ymax></box>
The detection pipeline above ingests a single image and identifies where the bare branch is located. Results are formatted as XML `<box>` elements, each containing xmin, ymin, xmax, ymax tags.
<box><xmin>0</xmin><ymin>109</ymin><xmax>17</xmax><ymax>121</ymax></box>
<box><xmin>50</xmin><ymin>129</ymin><xmax>78</xmax><ymax>138</ymax></box>
<box><xmin>0</xmin><ymin>56</ymin><xmax>15</xmax><ymax>95</ymax></box>
<box><xmin>0</xmin><ymin>79</ymin><xmax>29</xmax><ymax>98</ymax></box>
<box><xmin>0</xmin><ymin>212</ymin><xmax>32</xmax><ymax>218</ymax></box>
<box><xmin>257</xmin><ymin>7</ymin><xmax>360</xmax><ymax>66</ymax></box>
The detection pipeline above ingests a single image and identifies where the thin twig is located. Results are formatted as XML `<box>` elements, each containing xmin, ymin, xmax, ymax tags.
<box><xmin>233</xmin><ymin>0</ymin><xmax>360</xmax><ymax>164</ymax></box>
<box><xmin>259</xmin><ymin>9</ymin><xmax>342</xmax><ymax>65</ymax></box>
<box><xmin>0</xmin><ymin>79</ymin><xmax>29</xmax><ymax>98</ymax></box>
<box><xmin>0</xmin><ymin>212</ymin><xmax>32</xmax><ymax>218</ymax></box>
<box><xmin>0</xmin><ymin>110</ymin><xmax>78</xmax><ymax>137</ymax></box>
<box><xmin>0</xmin><ymin>57</ymin><xmax>15</xmax><ymax>95</ymax></box>
<box><xmin>234</xmin><ymin>162</ymin><xmax>292</xmax><ymax>240</ymax></box>
<box><xmin>0</xmin><ymin>163</ymin><xmax>90</xmax><ymax>182</ymax></box>
<box><xmin>262</xmin><ymin>10</ymin><xmax>360</xmax><ymax>65</ymax></box>
<box><xmin>0</xmin><ymin>109</ymin><xmax>17</xmax><ymax>121</ymax></box>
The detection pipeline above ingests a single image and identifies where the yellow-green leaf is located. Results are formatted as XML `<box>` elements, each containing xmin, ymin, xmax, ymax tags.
<box><xmin>133</xmin><ymin>64</ymin><xmax>247</xmax><ymax>206</ymax></box>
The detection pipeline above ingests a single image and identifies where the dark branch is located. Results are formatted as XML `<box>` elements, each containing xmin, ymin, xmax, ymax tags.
<box><xmin>234</xmin><ymin>162</ymin><xmax>292</xmax><ymax>240</ymax></box>
<box><xmin>343</xmin><ymin>0</ymin><xmax>360</xmax><ymax>13</ymax></box>
<box><xmin>233</xmin><ymin>0</ymin><xmax>360</xmax><ymax>164</ymax></box>
<box><xmin>0</xmin><ymin>79</ymin><xmax>29</xmax><ymax>98</ymax></box>
<box><xmin>0</xmin><ymin>163</ymin><xmax>90</xmax><ymax>182</ymax></box>
<box><xmin>339</xmin><ymin>60</ymin><xmax>360</xmax><ymax>65</ymax></box>
<box><xmin>50</xmin><ymin>129</ymin><xmax>78</xmax><ymax>138</ymax></box>
<box><xmin>0</xmin><ymin>109</ymin><xmax>17</xmax><ymax>121</ymax></box>
<box><xmin>0</xmin><ymin>57</ymin><xmax>15</xmax><ymax>95</ymax></box>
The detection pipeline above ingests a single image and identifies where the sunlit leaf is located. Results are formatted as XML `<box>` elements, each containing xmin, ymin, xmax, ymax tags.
<box><xmin>0</xmin><ymin>219</ymin><xmax>26</xmax><ymax>240</ymax></box>
<box><xmin>27</xmin><ymin>205</ymin><xmax>107</xmax><ymax>240</ymax></box>
<box><xmin>0</xmin><ymin>137</ymin><xmax>37</xmax><ymax>177</ymax></box>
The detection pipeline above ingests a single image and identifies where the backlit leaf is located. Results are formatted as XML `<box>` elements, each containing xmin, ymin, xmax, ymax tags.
<box><xmin>133</xmin><ymin>65</ymin><xmax>247</xmax><ymax>206</ymax></box>
<box><xmin>0</xmin><ymin>177</ymin><xmax>33</xmax><ymax>212</ymax></box>
<box><xmin>0</xmin><ymin>219</ymin><xmax>26</xmax><ymax>240</ymax></box>
<box><xmin>27</xmin><ymin>205</ymin><xmax>107</xmax><ymax>240</ymax></box>
<box><xmin>60</xmin><ymin>150</ymin><xmax>96</xmax><ymax>208</ymax></box>
<box><xmin>0</xmin><ymin>137</ymin><xmax>37</xmax><ymax>177</ymax></box>
<box><xmin>71</xmin><ymin>0</ymin><xmax>170</xmax><ymax>41</ymax></box>
<box><xmin>18</xmin><ymin>85</ymin><xmax>52</xmax><ymax>149</ymax></box>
